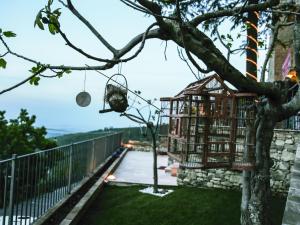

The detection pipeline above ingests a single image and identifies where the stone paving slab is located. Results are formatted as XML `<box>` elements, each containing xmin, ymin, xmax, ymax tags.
<box><xmin>111</xmin><ymin>151</ymin><xmax>177</xmax><ymax>186</ymax></box>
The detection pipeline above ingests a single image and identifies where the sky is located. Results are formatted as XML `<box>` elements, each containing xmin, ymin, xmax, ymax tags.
<box><xmin>0</xmin><ymin>0</ymin><xmax>253</xmax><ymax>134</ymax></box>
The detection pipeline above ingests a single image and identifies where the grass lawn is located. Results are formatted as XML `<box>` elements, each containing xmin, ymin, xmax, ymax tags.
<box><xmin>79</xmin><ymin>185</ymin><xmax>286</xmax><ymax>225</ymax></box>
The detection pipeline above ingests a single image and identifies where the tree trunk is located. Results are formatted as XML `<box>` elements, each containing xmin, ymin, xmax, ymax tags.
<box><xmin>149</xmin><ymin>125</ymin><xmax>159</xmax><ymax>193</ymax></box>
<box><xmin>241</xmin><ymin>108</ymin><xmax>256</xmax><ymax>225</ymax></box>
<box><xmin>242</xmin><ymin>104</ymin><xmax>276</xmax><ymax>225</ymax></box>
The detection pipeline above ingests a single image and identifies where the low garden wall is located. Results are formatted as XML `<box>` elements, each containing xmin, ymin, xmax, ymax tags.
<box><xmin>177</xmin><ymin>129</ymin><xmax>300</xmax><ymax>194</ymax></box>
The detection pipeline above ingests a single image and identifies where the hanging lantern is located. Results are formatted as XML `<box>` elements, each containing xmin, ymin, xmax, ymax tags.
<box><xmin>286</xmin><ymin>69</ymin><xmax>297</xmax><ymax>82</ymax></box>
<box><xmin>100</xmin><ymin>74</ymin><xmax>128</xmax><ymax>113</ymax></box>
<box><xmin>106</xmin><ymin>84</ymin><xmax>128</xmax><ymax>112</ymax></box>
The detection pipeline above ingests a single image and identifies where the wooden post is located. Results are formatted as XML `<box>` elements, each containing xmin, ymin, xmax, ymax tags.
<box><xmin>194</xmin><ymin>99</ymin><xmax>200</xmax><ymax>152</ymax></box>
<box><xmin>185</xmin><ymin>95</ymin><xmax>193</xmax><ymax>162</ymax></box>
<box><xmin>229</xmin><ymin>96</ymin><xmax>237</xmax><ymax>166</ymax></box>
<box><xmin>203</xmin><ymin>95</ymin><xmax>210</xmax><ymax>167</ymax></box>
<box><xmin>167</xmin><ymin>100</ymin><xmax>173</xmax><ymax>152</ymax></box>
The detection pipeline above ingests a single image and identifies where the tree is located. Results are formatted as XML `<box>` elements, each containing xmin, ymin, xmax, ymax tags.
<box><xmin>0</xmin><ymin>109</ymin><xmax>57</xmax><ymax>159</ymax></box>
<box><xmin>0</xmin><ymin>109</ymin><xmax>57</xmax><ymax>208</ymax></box>
<box><xmin>101</xmin><ymin>79</ymin><xmax>162</xmax><ymax>193</ymax></box>
<box><xmin>121</xmin><ymin>107</ymin><xmax>161</xmax><ymax>193</ymax></box>
<box><xmin>0</xmin><ymin>0</ymin><xmax>299</xmax><ymax>224</ymax></box>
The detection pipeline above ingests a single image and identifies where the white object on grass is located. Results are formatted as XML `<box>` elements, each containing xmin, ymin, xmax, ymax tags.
<box><xmin>139</xmin><ymin>186</ymin><xmax>173</xmax><ymax>197</ymax></box>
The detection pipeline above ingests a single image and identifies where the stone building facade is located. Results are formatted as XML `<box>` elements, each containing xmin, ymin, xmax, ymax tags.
<box><xmin>177</xmin><ymin>130</ymin><xmax>300</xmax><ymax>194</ymax></box>
<box><xmin>267</xmin><ymin>0</ymin><xmax>300</xmax><ymax>82</ymax></box>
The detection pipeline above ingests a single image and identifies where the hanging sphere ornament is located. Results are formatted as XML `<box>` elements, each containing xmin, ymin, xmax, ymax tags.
<box><xmin>76</xmin><ymin>91</ymin><xmax>91</xmax><ymax>107</ymax></box>
<box><xmin>76</xmin><ymin>70</ymin><xmax>91</xmax><ymax>107</ymax></box>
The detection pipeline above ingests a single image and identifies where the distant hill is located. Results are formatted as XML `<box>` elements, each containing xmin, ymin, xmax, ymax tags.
<box><xmin>53</xmin><ymin>124</ymin><xmax>168</xmax><ymax>146</ymax></box>
<box><xmin>46</xmin><ymin>128</ymin><xmax>72</xmax><ymax>138</ymax></box>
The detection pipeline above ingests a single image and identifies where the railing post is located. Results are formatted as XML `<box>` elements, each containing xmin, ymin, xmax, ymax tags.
<box><xmin>8</xmin><ymin>154</ymin><xmax>17</xmax><ymax>225</ymax></box>
<box><xmin>104</xmin><ymin>136</ymin><xmax>108</xmax><ymax>159</ymax></box>
<box><xmin>110</xmin><ymin>135</ymin><xmax>114</xmax><ymax>155</ymax></box>
<box><xmin>3</xmin><ymin>167</ymin><xmax>8</xmax><ymax>225</ymax></box>
<box><xmin>67</xmin><ymin>144</ymin><xmax>73</xmax><ymax>194</ymax></box>
<box><xmin>119</xmin><ymin>133</ymin><xmax>122</xmax><ymax>148</ymax></box>
<box><xmin>92</xmin><ymin>139</ymin><xmax>95</xmax><ymax>172</ymax></box>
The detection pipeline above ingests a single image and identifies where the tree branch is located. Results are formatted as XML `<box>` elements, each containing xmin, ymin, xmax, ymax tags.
<box><xmin>266</xmin><ymin>9</ymin><xmax>300</xmax><ymax>16</ymax></box>
<box><xmin>136</xmin><ymin>0</ymin><xmax>170</xmax><ymax>30</ymax></box>
<box><xmin>116</xmin><ymin>23</ymin><xmax>160</xmax><ymax>62</ymax></box>
<box><xmin>175</xmin><ymin>0</ymin><xmax>211</xmax><ymax>75</ymax></box>
<box><xmin>215</xmin><ymin>27</ymin><xmax>231</xmax><ymax>61</ymax></box>
<box><xmin>65</xmin><ymin>0</ymin><xmax>117</xmax><ymax>55</ymax></box>
<box><xmin>56</xmin><ymin>26</ymin><xmax>117</xmax><ymax>63</ymax></box>
<box><xmin>120</xmin><ymin>113</ymin><xmax>145</xmax><ymax>124</ymax></box>
<box><xmin>1</xmin><ymin>26</ymin><xmax>164</xmax><ymax>70</ymax></box>
<box><xmin>260</xmin><ymin>21</ymin><xmax>294</xmax><ymax>82</ymax></box>
<box><xmin>0</xmin><ymin>51</ymin><xmax>9</xmax><ymax>57</ymax></box>
<box><xmin>55</xmin><ymin>22</ymin><xmax>159</xmax><ymax>63</ymax></box>
<box><xmin>168</xmin><ymin>22</ymin><xmax>279</xmax><ymax>97</ymax></box>
<box><xmin>120</xmin><ymin>0</ymin><xmax>149</xmax><ymax>14</ymax></box>
<box><xmin>0</xmin><ymin>25</ymin><xmax>165</xmax><ymax>95</ymax></box>
<box><xmin>190</xmin><ymin>0</ymin><xmax>280</xmax><ymax>27</ymax></box>
<box><xmin>121</xmin><ymin>0</ymin><xmax>177</xmax><ymax>21</ymax></box>
<box><xmin>281</xmin><ymin>89</ymin><xmax>300</xmax><ymax>120</ymax></box>
<box><xmin>0</xmin><ymin>67</ymin><xmax>46</xmax><ymax>95</ymax></box>
<box><xmin>0</xmin><ymin>36</ymin><xmax>41</xmax><ymax>65</ymax></box>
<box><xmin>177</xmin><ymin>47</ymin><xmax>202</xmax><ymax>80</ymax></box>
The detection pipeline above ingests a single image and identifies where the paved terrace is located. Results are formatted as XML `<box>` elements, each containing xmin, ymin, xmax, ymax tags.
<box><xmin>111</xmin><ymin>151</ymin><xmax>177</xmax><ymax>186</ymax></box>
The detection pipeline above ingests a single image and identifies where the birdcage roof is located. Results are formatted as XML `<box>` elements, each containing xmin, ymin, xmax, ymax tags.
<box><xmin>174</xmin><ymin>74</ymin><xmax>235</xmax><ymax>97</ymax></box>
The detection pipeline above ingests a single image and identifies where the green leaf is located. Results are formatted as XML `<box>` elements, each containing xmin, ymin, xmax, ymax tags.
<box><xmin>0</xmin><ymin>28</ymin><xmax>2</xmax><ymax>34</ymax></box>
<box><xmin>30</xmin><ymin>64</ymin><xmax>43</xmax><ymax>73</ymax></box>
<box><xmin>34</xmin><ymin>11</ymin><xmax>42</xmax><ymax>28</ymax></box>
<box><xmin>64</xmin><ymin>69</ymin><xmax>72</xmax><ymax>74</ymax></box>
<box><xmin>29</xmin><ymin>76</ymin><xmax>40</xmax><ymax>86</ymax></box>
<box><xmin>3</xmin><ymin>31</ymin><xmax>16</xmax><ymax>38</ymax></box>
<box><xmin>57</xmin><ymin>71</ymin><xmax>63</xmax><ymax>78</ymax></box>
<box><xmin>49</xmin><ymin>15</ymin><xmax>60</xmax><ymax>27</ymax></box>
<box><xmin>0</xmin><ymin>58</ymin><xmax>7</xmax><ymax>69</ymax></box>
<box><xmin>48</xmin><ymin>23</ymin><xmax>57</xmax><ymax>35</ymax></box>
<box><xmin>53</xmin><ymin>8</ymin><xmax>61</xmax><ymax>16</ymax></box>
<box><xmin>258</xmin><ymin>41</ymin><xmax>264</xmax><ymax>48</ymax></box>
<box><xmin>48</xmin><ymin>0</ymin><xmax>54</xmax><ymax>8</ymax></box>
<box><xmin>36</xmin><ymin>19</ymin><xmax>44</xmax><ymax>30</ymax></box>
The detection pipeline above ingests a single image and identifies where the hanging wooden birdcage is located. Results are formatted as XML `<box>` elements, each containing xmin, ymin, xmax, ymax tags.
<box><xmin>160</xmin><ymin>74</ymin><xmax>257</xmax><ymax>171</ymax></box>
<box><xmin>99</xmin><ymin>74</ymin><xmax>129</xmax><ymax>113</ymax></box>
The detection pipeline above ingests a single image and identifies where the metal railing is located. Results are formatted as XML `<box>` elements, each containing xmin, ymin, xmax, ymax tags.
<box><xmin>0</xmin><ymin>132</ymin><xmax>122</xmax><ymax>225</ymax></box>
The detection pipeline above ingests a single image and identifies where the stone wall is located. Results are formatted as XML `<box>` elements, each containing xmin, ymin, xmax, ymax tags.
<box><xmin>177</xmin><ymin>130</ymin><xmax>300</xmax><ymax>194</ymax></box>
